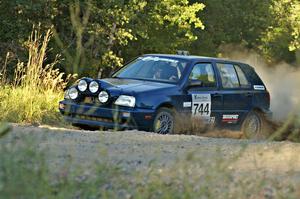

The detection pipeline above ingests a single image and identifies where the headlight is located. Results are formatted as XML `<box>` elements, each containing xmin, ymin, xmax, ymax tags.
<box><xmin>68</xmin><ymin>87</ymin><xmax>79</xmax><ymax>100</ymax></box>
<box><xmin>89</xmin><ymin>81</ymin><xmax>99</xmax><ymax>93</ymax></box>
<box><xmin>98</xmin><ymin>91</ymin><xmax>109</xmax><ymax>103</ymax></box>
<box><xmin>64</xmin><ymin>90</ymin><xmax>70</xmax><ymax>99</ymax></box>
<box><xmin>115</xmin><ymin>95</ymin><xmax>136</xmax><ymax>107</ymax></box>
<box><xmin>78</xmin><ymin>79</ymin><xmax>88</xmax><ymax>92</ymax></box>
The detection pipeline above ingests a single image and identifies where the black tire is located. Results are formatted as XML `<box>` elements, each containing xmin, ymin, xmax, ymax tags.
<box><xmin>153</xmin><ymin>108</ymin><xmax>175</xmax><ymax>134</ymax></box>
<box><xmin>242</xmin><ymin>111</ymin><xmax>266</xmax><ymax>139</ymax></box>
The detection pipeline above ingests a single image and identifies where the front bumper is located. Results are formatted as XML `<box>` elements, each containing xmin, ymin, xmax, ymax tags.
<box><xmin>59</xmin><ymin>100</ymin><xmax>155</xmax><ymax>130</ymax></box>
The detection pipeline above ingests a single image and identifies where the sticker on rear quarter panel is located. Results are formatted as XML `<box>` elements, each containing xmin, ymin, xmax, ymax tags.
<box><xmin>192</xmin><ymin>94</ymin><xmax>211</xmax><ymax>120</ymax></box>
<box><xmin>253</xmin><ymin>85</ymin><xmax>265</xmax><ymax>90</ymax></box>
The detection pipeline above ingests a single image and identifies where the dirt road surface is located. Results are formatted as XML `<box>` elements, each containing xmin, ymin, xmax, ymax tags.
<box><xmin>6</xmin><ymin>124</ymin><xmax>300</xmax><ymax>185</ymax></box>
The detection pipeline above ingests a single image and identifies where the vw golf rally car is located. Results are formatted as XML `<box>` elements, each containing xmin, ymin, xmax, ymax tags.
<box><xmin>59</xmin><ymin>54</ymin><xmax>272</xmax><ymax>137</ymax></box>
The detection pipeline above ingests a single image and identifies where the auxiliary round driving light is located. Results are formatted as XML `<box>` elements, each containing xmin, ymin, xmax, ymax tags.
<box><xmin>98</xmin><ymin>91</ymin><xmax>109</xmax><ymax>103</ymax></box>
<box><xmin>68</xmin><ymin>87</ymin><xmax>79</xmax><ymax>100</ymax></box>
<box><xmin>89</xmin><ymin>81</ymin><xmax>99</xmax><ymax>93</ymax></box>
<box><xmin>78</xmin><ymin>79</ymin><xmax>88</xmax><ymax>92</ymax></box>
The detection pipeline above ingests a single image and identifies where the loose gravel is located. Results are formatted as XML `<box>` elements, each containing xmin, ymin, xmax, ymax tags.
<box><xmin>7</xmin><ymin>124</ymin><xmax>300</xmax><ymax>183</ymax></box>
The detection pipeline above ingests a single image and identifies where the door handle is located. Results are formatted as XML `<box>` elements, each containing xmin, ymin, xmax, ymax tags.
<box><xmin>245</xmin><ymin>92</ymin><xmax>253</xmax><ymax>97</ymax></box>
<box><xmin>212</xmin><ymin>93</ymin><xmax>222</xmax><ymax>97</ymax></box>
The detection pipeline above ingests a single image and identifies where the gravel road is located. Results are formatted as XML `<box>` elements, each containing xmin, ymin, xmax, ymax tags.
<box><xmin>3</xmin><ymin>124</ymin><xmax>300</xmax><ymax>198</ymax></box>
<box><xmin>8</xmin><ymin>124</ymin><xmax>300</xmax><ymax>181</ymax></box>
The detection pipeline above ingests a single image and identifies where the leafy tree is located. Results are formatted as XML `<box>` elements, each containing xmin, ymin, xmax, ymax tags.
<box><xmin>189</xmin><ymin>0</ymin><xmax>299</xmax><ymax>64</ymax></box>
<box><xmin>54</xmin><ymin>0</ymin><xmax>205</xmax><ymax>77</ymax></box>
<box><xmin>0</xmin><ymin>0</ymin><xmax>57</xmax><ymax>77</ymax></box>
<box><xmin>259</xmin><ymin>0</ymin><xmax>299</xmax><ymax>63</ymax></box>
<box><xmin>1</xmin><ymin>0</ymin><xmax>299</xmax><ymax>81</ymax></box>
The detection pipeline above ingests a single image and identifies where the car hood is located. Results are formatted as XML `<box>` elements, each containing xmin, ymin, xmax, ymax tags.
<box><xmin>99</xmin><ymin>78</ymin><xmax>177</xmax><ymax>95</ymax></box>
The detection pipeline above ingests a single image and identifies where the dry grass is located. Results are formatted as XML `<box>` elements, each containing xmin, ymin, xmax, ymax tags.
<box><xmin>0</xmin><ymin>27</ymin><xmax>75</xmax><ymax>125</ymax></box>
<box><xmin>0</xmin><ymin>87</ymin><xmax>63</xmax><ymax>124</ymax></box>
<box><xmin>173</xmin><ymin>113</ymin><xmax>244</xmax><ymax>139</ymax></box>
<box><xmin>174</xmin><ymin>113</ymin><xmax>213</xmax><ymax>135</ymax></box>
<box><xmin>268</xmin><ymin>114</ymin><xmax>300</xmax><ymax>142</ymax></box>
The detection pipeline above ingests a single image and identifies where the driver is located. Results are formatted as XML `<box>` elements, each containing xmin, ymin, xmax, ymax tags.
<box><xmin>153</xmin><ymin>67</ymin><xmax>163</xmax><ymax>80</ymax></box>
<box><xmin>153</xmin><ymin>62</ymin><xmax>179</xmax><ymax>81</ymax></box>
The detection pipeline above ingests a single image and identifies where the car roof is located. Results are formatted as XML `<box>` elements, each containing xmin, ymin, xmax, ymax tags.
<box><xmin>144</xmin><ymin>54</ymin><xmax>248</xmax><ymax>66</ymax></box>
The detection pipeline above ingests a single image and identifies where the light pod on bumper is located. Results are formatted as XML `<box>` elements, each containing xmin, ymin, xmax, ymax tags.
<box><xmin>68</xmin><ymin>87</ymin><xmax>79</xmax><ymax>100</ymax></box>
<box><xmin>98</xmin><ymin>91</ymin><xmax>109</xmax><ymax>103</ymax></box>
<box><xmin>78</xmin><ymin>79</ymin><xmax>88</xmax><ymax>92</ymax></box>
<box><xmin>115</xmin><ymin>95</ymin><xmax>136</xmax><ymax>107</ymax></box>
<box><xmin>89</xmin><ymin>81</ymin><xmax>99</xmax><ymax>93</ymax></box>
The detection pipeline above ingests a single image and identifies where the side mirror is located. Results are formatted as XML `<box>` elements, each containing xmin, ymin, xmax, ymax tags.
<box><xmin>188</xmin><ymin>79</ymin><xmax>203</xmax><ymax>88</ymax></box>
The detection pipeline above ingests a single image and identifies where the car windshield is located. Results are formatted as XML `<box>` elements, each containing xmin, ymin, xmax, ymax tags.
<box><xmin>113</xmin><ymin>56</ymin><xmax>188</xmax><ymax>83</ymax></box>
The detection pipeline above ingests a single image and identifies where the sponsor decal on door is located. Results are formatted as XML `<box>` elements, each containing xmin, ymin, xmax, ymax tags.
<box><xmin>222</xmin><ymin>114</ymin><xmax>239</xmax><ymax>124</ymax></box>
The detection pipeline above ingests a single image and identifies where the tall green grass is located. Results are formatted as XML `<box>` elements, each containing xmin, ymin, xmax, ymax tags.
<box><xmin>0</xmin><ymin>87</ymin><xmax>63</xmax><ymax>124</ymax></box>
<box><xmin>0</xmin><ymin>28</ymin><xmax>75</xmax><ymax>125</ymax></box>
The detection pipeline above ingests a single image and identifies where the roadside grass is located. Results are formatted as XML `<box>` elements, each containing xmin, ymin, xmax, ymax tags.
<box><xmin>0</xmin><ymin>125</ymin><xmax>299</xmax><ymax>199</ymax></box>
<box><xmin>0</xmin><ymin>86</ymin><xmax>63</xmax><ymax>125</ymax></box>
<box><xmin>0</xmin><ymin>27</ymin><xmax>74</xmax><ymax>125</ymax></box>
<box><xmin>268</xmin><ymin>113</ymin><xmax>300</xmax><ymax>142</ymax></box>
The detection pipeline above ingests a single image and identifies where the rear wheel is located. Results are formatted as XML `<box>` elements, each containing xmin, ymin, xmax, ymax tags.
<box><xmin>153</xmin><ymin>108</ymin><xmax>174</xmax><ymax>134</ymax></box>
<box><xmin>242</xmin><ymin>111</ymin><xmax>266</xmax><ymax>139</ymax></box>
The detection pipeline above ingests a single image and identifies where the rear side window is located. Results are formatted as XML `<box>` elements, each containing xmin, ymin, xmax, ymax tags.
<box><xmin>217</xmin><ymin>63</ymin><xmax>240</xmax><ymax>88</ymax></box>
<box><xmin>217</xmin><ymin>63</ymin><xmax>251</xmax><ymax>89</ymax></box>
<box><xmin>234</xmin><ymin>65</ymin><xmax>250</xmax><ymax>88</ymax></box>
<box><xmin>189</xmin><ymin>63</ymin><xmax>216</xmax><ymax>87</ymax></box>
<box><xmin>241</xmin><ymin>64</ymin><xmax>264</xmax><ymax>85</ymax></box>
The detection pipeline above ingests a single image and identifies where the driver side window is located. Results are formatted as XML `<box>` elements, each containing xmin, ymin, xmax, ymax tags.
<box><xmin>189</xmin><ymin>63</ymin><xmax>216</xmax><ymax>87</ymax></box>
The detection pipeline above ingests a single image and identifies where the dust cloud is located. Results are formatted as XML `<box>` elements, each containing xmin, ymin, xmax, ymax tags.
<box><xmin>219</xmin><ymin>45</ymin><xmax>300</xmax><ymax>121</ymax></box>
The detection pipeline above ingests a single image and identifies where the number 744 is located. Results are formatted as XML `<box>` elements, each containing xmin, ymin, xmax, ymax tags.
<box><xmin>193</xmin><ymin>103</ymin><xmax>210</xmax><ymax>115</ymax></box>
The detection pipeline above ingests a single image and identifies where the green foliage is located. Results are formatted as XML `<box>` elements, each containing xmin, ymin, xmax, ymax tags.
<box><xmin>0</xmin><ymin>123</ymin><xmax>10</xmax><ymax>138</ymax></box>
<box><xmin>123</xmin><ymin>0</ymin><xmax>205</xmax><ymax>60</ymax></box>
<box><xmin>0</xmin><ymin>0</ymin><xmax>57</xmax><ymax>72</ymax></box>
<box><xmin>258</xmin><ymin>0</ymin><xmax>299</xmax><ymax>62</ymax></box>
<box><xmin>54</xmin><ymin>0</ymin><xmax>205</xmax><ymax>77</ymax></box>
<box><xmin>189</xmin><ymin>0</ymin><xmax>298</xmax><ymax>63</ymax></box>
<box><xmin>0</xmin><ymin>134</ymin><xmax>52</xmax><ymax>198</ymax></box>
<box><xmin>0</xmin><ymin>0</ymin><xmax>299</xmax><ymax>79</ymax></box>
<box><xmin>289</xmin><ymin>3</ymin><xmax>300</xmax><ymax>51</ymax></box>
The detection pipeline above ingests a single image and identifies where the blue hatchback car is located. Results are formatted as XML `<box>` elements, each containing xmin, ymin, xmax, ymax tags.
<box><xmin>59</xmin><ymin>54</ymin><xmax>272</xmax><ymax>137</ymax></box>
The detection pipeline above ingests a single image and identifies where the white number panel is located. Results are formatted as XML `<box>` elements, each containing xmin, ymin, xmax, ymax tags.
<box><xmin>192</xmin><ymin>94</ymin><xmax>211</xmax><ymax>121</ymax></box>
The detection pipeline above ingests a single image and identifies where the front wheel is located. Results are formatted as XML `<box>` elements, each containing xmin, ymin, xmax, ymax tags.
<box><xmin>153</xmin><ymin>108</ymin><xmax>175</xmax><ymax>134</ymax></box>
<box><xmin>242</xmin><ymin>111</ymin><xmax>266</xmax><ymax>139</ymax></box>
